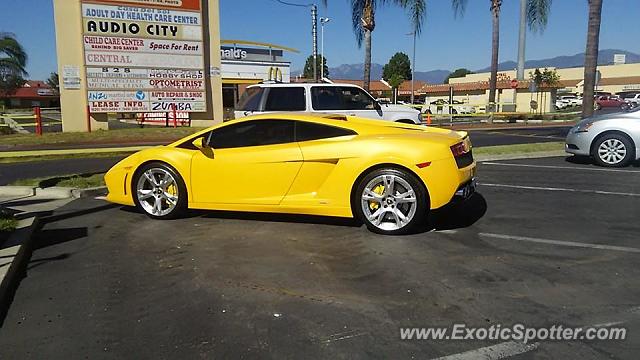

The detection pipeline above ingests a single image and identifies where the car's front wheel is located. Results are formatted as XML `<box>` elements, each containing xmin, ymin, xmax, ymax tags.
<box><xmin>353</xmin><ymin>168</ymin><xmax>429</xmax><ymax>235</ymax></box>
<box><xmin>593</xmin><ymin>134</ymin><xmax>634</xmax><ymax>167</ymax></box>
<box><xmin>133</xmin><ymin>162</ymin><xmax>187</xmax><ymax>219</ymax></box>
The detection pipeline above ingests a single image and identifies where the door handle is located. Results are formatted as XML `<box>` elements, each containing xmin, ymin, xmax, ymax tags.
<box><xmin>348</xmin><ymin>113</ymin><xmax>356</xmax><ymax>116</ymax></box>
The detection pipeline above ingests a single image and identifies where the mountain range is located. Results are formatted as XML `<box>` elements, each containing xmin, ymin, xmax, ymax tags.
<box><xmin>293</xmin><ymin>49</ymin><xmax>640</xmax><ymax>84</ymax></box>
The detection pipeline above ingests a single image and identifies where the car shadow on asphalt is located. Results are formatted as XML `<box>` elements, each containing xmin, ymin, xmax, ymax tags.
<box><xmin>197</xmin><ymin>210</ymin><xmax>361</xmax><ymax>228</ymax></box>
<box><xmin>425</xmin><ymin>192</ymin><xmax>488</xmax><ymax>233</ymax></box>
<box><xmin>138</xmin><ymin>192</ymin><xmax>488</xmax><ymax>235</ymax></box>
<box><xmin>565</xmin><ymin>155</ymin><xmax>640</xmax><ymax>167</ymax></box>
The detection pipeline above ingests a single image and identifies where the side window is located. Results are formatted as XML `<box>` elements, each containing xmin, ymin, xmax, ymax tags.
<box><xmin>264</xmin><ymin>87</ymin><xmax>306</xmax><ymax>111</ymax></box>
<box><xmin>236</xmin><ymin>87</ymin><xmax>264</xmax><ymax>111</ymax></box>
<box><xmin>311</xmin><ymin>86</ymin><xmax>343</xmax><ymax>110</ymax></box>
<box><xmin>340</xmin><ymin>87</ymin><xmax>375</xmax><ymax>110</ymax></box>
<box><xmin>208</xmin><ymin>120</ymin><xmax>294</xmax><ymax>149</ymax></box>
<box><xmin>295</xmin><ymin>121</ymin><xmax>357</xmax><ymax>142</ymax></box>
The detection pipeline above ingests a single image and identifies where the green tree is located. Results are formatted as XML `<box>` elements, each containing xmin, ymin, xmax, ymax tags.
<box><xmin>581</xmin><ymin>0</ymin><xmax>602</xmax><ymax>118</ymax></box>
<box><xmin>443</xmin><ymin>68</ymin><xmax>473</xmax><ymax>84</ymax></box>
<box><xmin>452</xmin><ymin>0</ymin><xmax>553</xmax><ymax>111</ymax></box>
<box><xmin>529</xmin><ymin>68</ymin><xmax>560</xmax><ymax>114</ymax></box>
<box><xmin>387</xmin><ymin>73</ymin><xmax>405</xmax><ymax>103</ymax></box>
<box><xmin>46</xmin><ymin>72</ymin><xmax>59</xmax><ymax>93</ymax></box>
<box><xmin>303</xmin><ymin>55</ymin><xmax>329</xmax><ymax>80</ymax></box>
<box><xmin>350</xmin><ymin>0</ymin><xmax>426</xmax><ymax>91</ymax></box>
<box><xmin>382</xmin><ymin>52</ymin><xmax>411</xmax><ymax>82</ymax></box>
<box><xmin>0</xmin><ymin>33</ymin><xmax>28</xmax><ymax>94</ymax></box>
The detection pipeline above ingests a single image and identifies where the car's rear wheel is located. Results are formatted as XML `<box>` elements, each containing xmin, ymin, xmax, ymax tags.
<box><xmin>353</xmin><ymin>168</ymin><xmax>428</xmax><ymax>235</ymax></box>
<box><xmin>593</xmin><ymin>134</ymin><xmax>634</xmax><ymax>167</ymax></box>
<box><xmin>133</xmin><ymin>162</ymin><xmax>187</xmax><ymax>219</ymax></box>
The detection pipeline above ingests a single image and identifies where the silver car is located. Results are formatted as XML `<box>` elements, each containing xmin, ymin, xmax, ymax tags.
<box><xmin>565</xmin><ymin>106</ymin><xmax>640</xmax><ymax>167</ymax></box>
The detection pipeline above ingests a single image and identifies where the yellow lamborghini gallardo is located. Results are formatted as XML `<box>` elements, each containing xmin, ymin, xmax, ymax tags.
<box><xmin>105</xmin><ymin>113</ymin><xmax>476</xmax><ymax>235</ymax></box>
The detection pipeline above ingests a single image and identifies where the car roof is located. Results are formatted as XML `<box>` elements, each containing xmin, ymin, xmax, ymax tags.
<box><xmin>247</xmin><ymin>82</ymin><xmax>361</xmax><ymax>89</ymax></box>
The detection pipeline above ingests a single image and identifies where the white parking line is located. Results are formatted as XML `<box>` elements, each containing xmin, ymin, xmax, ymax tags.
<box><xmin>432</xmin><ymin>317</ymin><xmax>632</xmax><ymax>360</ymax></box>
<box><xmin>481</xmin><ymin>162</ymin><xmax>640</xmax><ymax>173</ymax></box>
<box><xmin>433</xmin><ymin>341</ymin><xmax>539</xmax><ymax>360</ymax></box>
<box><xmin>481</xmin><ymin>183</ymin><xmax>640</xmax><ymax>197</ymax></box>
<box><xmin>479</xmin><ymin>233</ymin><xmax>640</xmax><ymax>254</ymax></box>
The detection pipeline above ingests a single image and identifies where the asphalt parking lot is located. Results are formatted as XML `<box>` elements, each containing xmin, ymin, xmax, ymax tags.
<box><xmin>1</xmin><ymin>156</ymin><xmax>639</xmax><ymax>359</ymax></box>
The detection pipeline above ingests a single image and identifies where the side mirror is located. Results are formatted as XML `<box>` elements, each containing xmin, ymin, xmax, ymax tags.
<box><xmin>192</xmin><ymin>137</ymin><xmax>207</xmax><ymax>150</ymax></box>
<box><xmin>374</xmin><ymin>101</ymin><xmax>382</xmax><ymax>110</ymax></box>
<box><xmin>192</xmin><ymin>137</ymin><xmax>214</xmax><ymax>158</ymax></box>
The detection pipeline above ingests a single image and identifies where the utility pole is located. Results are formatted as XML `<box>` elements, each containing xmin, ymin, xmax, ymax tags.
<box><xmin>517</xmin><ymin>0</ymin><xmax>526</xmax><ymax>80</ymax></box>
<box><xmin>311</xmin><ymin>4</ymin><xmax>318</xmax><ymax>82</ymax></box>
<box><xmin>411</xmin><ymin>31</ymin><xmax>416</xmax><ymax>104</ymax></box>
<box><xmin>320</xmin><ymin>17</ymin><xmax>331</xmax><ymax>81</ymax></box>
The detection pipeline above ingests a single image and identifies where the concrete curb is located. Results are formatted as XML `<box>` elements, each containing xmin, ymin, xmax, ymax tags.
<box><xmin>0</xmin><ymin>146</ymin><xmax>150</xmax><ymax>159</ymax></box>
<box><xmin>0</xmin><ymin>217</ymin><xmax>40</xmax><ymax>320</ymax></box>
<box><xmin>0</xmin><ymin>186</ymin><xmax>35</xmax><ymax>197</ymax></box>
<box><xmin>71</xmin><ymin>186</ymin><xmax>107</xmax><ymax>199</ymax></box>
<box><xmin>476</xmin><ymin>151</ymin><xmax>567</xmax><ymax>162</ymax></box>
<box><xmin>35</xmin><ymin>187</ymin><xmax>74</xmax><ymax>199</ymax></box>
<box><xmin>0</xmin><ymin>186</ymin><xmax>107</xmax><ymax>201</ymax></box>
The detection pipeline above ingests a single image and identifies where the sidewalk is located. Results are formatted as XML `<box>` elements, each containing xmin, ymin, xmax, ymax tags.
<box><xmin>0</xmin><ymin>191</ymin><xmax>76</xmax><ymax>316</ymax></box>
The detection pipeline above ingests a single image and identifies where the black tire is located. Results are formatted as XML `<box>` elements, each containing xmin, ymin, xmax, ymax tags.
<box><xmin>132</xmin><ymin>162</ymin><xmax>188</xmax><ymax>219</ymax></box>
<box><xmin>352</xmin><ymin>168</ymin><xmax>429</xmax><ymax>235</ymax></box>
<box><xmin>592</xmin><ymin>133</ymin><xmax>634</xmax><ymax>167</ymax></box>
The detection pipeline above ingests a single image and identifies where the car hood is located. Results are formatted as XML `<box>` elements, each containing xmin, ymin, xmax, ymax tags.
<box><xmin>578</xmin><ymin>109</ymin><xmax>640</xmax><ymax>125</ymax></box>
<box><xmin>381</xmin><ymin>104</ymin><xmax>420</xmax><ymax>114</ymax></box>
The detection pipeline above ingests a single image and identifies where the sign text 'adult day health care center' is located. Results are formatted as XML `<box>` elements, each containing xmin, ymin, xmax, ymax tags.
<box><xmin>82</xmin><ymin>0</ymin><xmax>206</xmax><ymax>113</ymax></box>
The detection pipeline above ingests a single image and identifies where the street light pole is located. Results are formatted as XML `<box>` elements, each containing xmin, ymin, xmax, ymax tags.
<box><xmin>320</xmin><ymin>17</ymin><xmax>331</xmax><ymax>81</ymax></box>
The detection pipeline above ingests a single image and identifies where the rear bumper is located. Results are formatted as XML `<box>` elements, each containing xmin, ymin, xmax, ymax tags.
<box><xmin>453</xmin><ymin>177</ymin><xmax>477</xmax><ymax>201</ymax></box>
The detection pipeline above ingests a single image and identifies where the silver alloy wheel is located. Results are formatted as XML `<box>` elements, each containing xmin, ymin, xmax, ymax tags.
<box><xmin>361</xmin><ymin>174</ymin><xmax>417</xmax><ymax>231</ymax></box>
<box><xmin>597</xmin><ymin>138</ymin><xmax>627</xmax><ymax>165</ymax></box>
<box><xmin>136</xmin><ymin>168</ymin><xmax>179</xmax><ymax>217</ymax></box>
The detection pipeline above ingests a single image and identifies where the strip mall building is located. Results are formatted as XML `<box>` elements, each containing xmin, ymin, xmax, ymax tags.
<box><xmin>417</xmin><ymin>62</ymin><xmax>640</xmax><ymax>113</ymax></box>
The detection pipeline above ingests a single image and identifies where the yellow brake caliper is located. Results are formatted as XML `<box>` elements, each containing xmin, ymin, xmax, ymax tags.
<box><xmin>166</xmin><ymin>183</ymin><xmax>177</xmax><ymax>198</ymax></box>
<box><xmin>369</xmin><ymin>184</ymin><xmax>385</xmax><ymax>210</ymax></box>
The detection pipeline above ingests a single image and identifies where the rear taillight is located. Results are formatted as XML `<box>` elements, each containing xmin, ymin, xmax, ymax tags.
<box><xmin>450</xmin><ymin>141</ymin><xmax>469</xmax><ymax>157</ymax></box>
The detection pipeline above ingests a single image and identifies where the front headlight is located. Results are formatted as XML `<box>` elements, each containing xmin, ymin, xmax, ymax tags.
<box><xmin>575</xmin><ymin>121</ymin><xmax>594</xmax><ymax>133</ymax></box>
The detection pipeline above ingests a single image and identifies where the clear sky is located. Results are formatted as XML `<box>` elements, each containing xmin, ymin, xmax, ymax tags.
<box><xmin>1</xmin><ymin>0</ymin><xmax>639</xmax><ymax>80</ymax></box>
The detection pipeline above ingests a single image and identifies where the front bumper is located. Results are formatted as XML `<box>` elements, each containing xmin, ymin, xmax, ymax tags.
<box><xmin>565</xmin><ymin>130</ymin><xmax>592</xmax><ymax>156</ymax></box>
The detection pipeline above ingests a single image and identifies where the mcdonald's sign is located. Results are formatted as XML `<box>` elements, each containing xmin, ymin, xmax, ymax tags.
<box><xmin>268</xmin><ymin>67</ymin><xmax>283</xmax><ymax>82</ymax></box>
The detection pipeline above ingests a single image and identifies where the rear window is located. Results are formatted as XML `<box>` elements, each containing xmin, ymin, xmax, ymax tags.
<box><xmin>236</xmin><ymin>87</ymin><xmax>264</xmax><ymax>111</ymax></box>
<box><xmin>264</xmin><ymin>87</ymin><xmax>306</xmax><ymax>111</ymax></box>
<box><xmin>295</xmin><ymin>121</ymin><xmax>357</xmax><ymax>142</ymax></box>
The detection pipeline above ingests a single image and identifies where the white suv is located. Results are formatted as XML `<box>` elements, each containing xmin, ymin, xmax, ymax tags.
<box><xmin>234</xmin><ymin>83</ymin><xmax>423</xmax><ymax>125</ymax></box>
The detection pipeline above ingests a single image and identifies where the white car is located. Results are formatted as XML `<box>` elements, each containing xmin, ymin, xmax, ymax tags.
<box><xmin>555</xmin><ymin>99</ymin><xmax>570</xmax><ymax>110</ymax></box>
<box><xmin>622</xmin><ymin>93</ymin><xmax>640</xmax><ymax>105</ymax></box>
<box><xmin>559</xmin><ymin>96</ymin><xmax>582</xmax><ymax>107</ymax></box>
<box><xmin>235</xmin><ymin>83</ymin><xmax>423</xmax><ymax>125</ymax></box>
<box><xmin>422</xmin><ymin>99</ymin><xmax>475</xmax><ymax>115</ymax></box>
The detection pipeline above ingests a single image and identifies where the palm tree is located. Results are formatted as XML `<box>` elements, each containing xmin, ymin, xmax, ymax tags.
<box><xmin>452</xmin><ymin>0</ymin><xmax>552</xmax><ymax>112</ymax></box>
<box><xmin>349</xmin><ymin>0</ymin><xmax>426</xmax><ymax>91</ymax></box>
<box><xmin>581</xmin><ymin>0</ymin><xmax>603</xmax><ymax>118</ymax></box>
<box><xmin>0</xmin><ymin>33</ymin><xmax>28</xmax><ymax>93</ymax></box>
